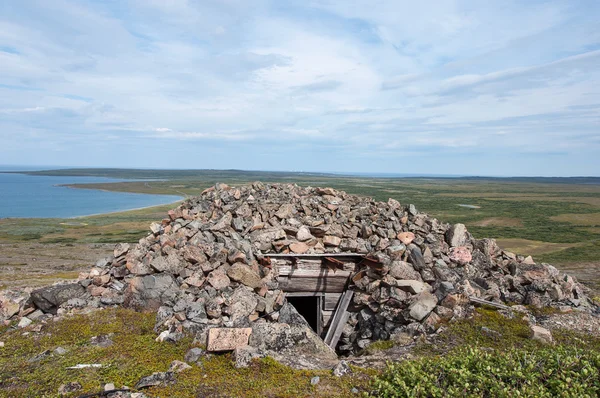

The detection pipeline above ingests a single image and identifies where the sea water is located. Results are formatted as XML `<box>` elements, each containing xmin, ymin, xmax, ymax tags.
<box><xmin>0</xmin><ymin>173</ymin><xmax>182</xmax><ymax>218</ymax></box>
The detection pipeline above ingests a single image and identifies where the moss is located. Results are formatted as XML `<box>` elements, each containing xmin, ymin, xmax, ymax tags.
<box><xmin>361</xmin><ymin>339</ymin><xmax>395</xmax><ymax>355</ymax></box>
<box><xmin>0</xmin><ymin>308</ymin><xmax>372</xmax><ymax>397</ymax></box>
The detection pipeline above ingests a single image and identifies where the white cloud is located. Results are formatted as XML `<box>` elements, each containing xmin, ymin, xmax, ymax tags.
<box><xmin>0</xmin><ymin>0</ymin><xmax>598</xmax><ymax>175</ymax></box>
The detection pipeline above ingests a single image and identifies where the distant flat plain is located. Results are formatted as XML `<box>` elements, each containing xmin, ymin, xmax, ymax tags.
<box><xmin>1</xmin><ymin>169</ymin><xmax>599</xmax><ymax>294</ymax></box>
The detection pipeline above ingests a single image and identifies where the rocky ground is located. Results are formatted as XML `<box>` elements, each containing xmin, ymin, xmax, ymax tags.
<box><xmin>0</xmin><ymin>243</ymin><xmax>113</xmax><ymax>289</ymax></box>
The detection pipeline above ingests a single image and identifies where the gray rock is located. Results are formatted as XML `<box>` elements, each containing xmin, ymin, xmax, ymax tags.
<box><xmin>113</xmin><ymin>243</ymin><xmax>130</xmax><ymax>258</ymax></box>
<box><xmin>28</xmin><ymin>349</ymin><xmax>51</xmax><ymax>363</ymax></box>
<box><xmin>407</xmin><ymin>244</ymin><xmax>426</xmax><ymax>270</ymax></box>
<box><xmin>168</xmin><ymin>360</ymin><xmax>192</xmax><ymax>373</ymax></box>
<box><xmin>409</xmin><ymin>291</ymin><xmax>438</xmax><ymax>321</ymax></box>
<box><xmin>226</xmin><ymin>287</ymin><xmax>258</xmax><ymax>323</ymax></box>
<box><xmin>30</xmin><ymin>283</ymin><xmax>86</xmax><ymax>314</ymax></box>
<box><xmin>90</xmin><ymin>334</ymin><xmax>114</xmax><ymax>348</ymax></box>
<box><xmin>296</xmin><ymin>226</ymin><xmax>314</xmax><ymax>241</ymax></box>
<box><xmin>54</xmin><ymin>346</ymin><xmax>68</xmax><ymax>355</ymax></box>
<box><xmin>232</xmin><ymin>346</ymin><xmax>264</xmax><ymax>368</ymax></box>
<box><xmin>104</xmin><ymin>382</ymin><xmax>116</xmax><ymax>391</ymax></box>
<box><xmin>332</xmin><ymin>360</ymin><xmax>352</xmax><ymax>377</ymax></box>
<box><xmin>18</xmin><ymin>317</ymin><xmax>32</xmax><ymax>328</ymax></box>
<box><xmin>530</xmin><ymin>325</ymin><xmax>553</xmax><ymax>344</ymax></box>
<box><xmin>28</xmin><ymin>309</ymin><xmax>45</xmax><ymax>320</ymax></box>
<box><xmin>134</xmin><ymin>372</ymin><xmax>176</xmax><ymax>389</ymax></box>
<box><xmin>150</xmin><ymin>253</ymin><xmax>184</xmax><ymax>275</ymax></box>
<box><xmin>186</xmin><ymin>302</ymin><xmax>207</xmax><ymax>323</ymax></box>
<box><xmin>388</xmin><ymin>261</ymin><xmax>420</xmax><ymax>280</ymax></box>
<box><xmin>58</xmin><ymin>382</ymin><xmax>82</xmax><ymax>394</ymax></box>
<box><xmin>184</xmin><ymin>347</ymin><xmax>206</xmax><ymax>363</ymax></box>
<box><xmin>395</xmin><ymin>280</ymin><xmax>429</xmax><ymax>295</ymax></box>
<box><xmin>124</xmin><ymin>274</ymin><xmax>178</xmax><ymax>311</ymax></box>
<box><xmin>446</xmin><ymin>223</ymin><xmax>468</xmax><ymax>247</ymax></box>
<box><xmin>278</xmin><ymin>302</ymin><xmax>311</xmax><ymax>328</ymax></box>
<box><xmin>311</xmin><ymin>376</ymin><xmax>320</xmax><ymax>385</ymax></box>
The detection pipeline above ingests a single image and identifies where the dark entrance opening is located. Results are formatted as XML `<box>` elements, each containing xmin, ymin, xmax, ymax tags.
<box><xmin>286</xmin><ymin>296</ymin><xmax>319</xmax><ymax>333</ymax></box>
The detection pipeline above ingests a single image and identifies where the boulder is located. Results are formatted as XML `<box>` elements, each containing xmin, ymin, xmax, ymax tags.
<box><xmin>30</xmin><ymin>283</ymin><xmax>86</xmax><ymax>314</ymax></box>
<box><xmin>446</xmin><ymin>223</ymin><xmax>468</xmax><ymax>247</ymax></box>
<box><xmin>530</xmin><ymin>325</ymin><xmax>553</xmax><ymax>345</ymax></box>
<box><xmin>409</xmin><ymin>291</ymin><xmax>438</xmax><ymax>321</ymax></box>
<box><xmin>206</xmin><ymin>327</ymin><xmax>252</xmax><ymax>351</ymax></box>
<box><xmin>227</xmin><ymin>263</ymin><xmax>262</xmax><ymax>289</ymax></box>
<box><xmin>395</xmin><ymin>280</ymin><xmax>429</xmax><ymax>295</ymax></box>
<box><xmin>135</xmin><ymin>372</ymin><xmax>176</xmax><ymax>389</ymax></box>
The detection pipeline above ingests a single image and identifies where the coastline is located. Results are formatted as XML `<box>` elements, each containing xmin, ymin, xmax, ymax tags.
<box><xmin>0</xmin><ymin>173</ymin><xmax>186</xmax><ymax>219</ymax></box>
<box><xmin>73</xmin><ymin>198</ymin><xmax>184</xmax><ymax>219</ymax></box>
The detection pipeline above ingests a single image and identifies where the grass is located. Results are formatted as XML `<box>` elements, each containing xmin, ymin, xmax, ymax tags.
<box><xmin>0</xmin><ymin>308</ymin><xmax>372</xmax><ymax>398</ymax></box>
<box><xmin>370</xmin><ymin>309</ymin><xmax>600</xmax><ymax>397</ymax></box>
<box><xmin>2</xmin><ymin>307</ymin><xmax>599</xmax><ymax>397</ymax></box>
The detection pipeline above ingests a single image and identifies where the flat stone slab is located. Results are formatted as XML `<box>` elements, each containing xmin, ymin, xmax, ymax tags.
<box><xmin>207</xmin><ymin>327</ymin><xmax>252</xmax><ymax>352</ymax></box>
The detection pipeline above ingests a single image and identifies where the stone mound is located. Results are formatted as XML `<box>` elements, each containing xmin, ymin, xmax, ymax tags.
<box><xmin>2</xmin><ymin>182</ymin><xmax>596</xmax><ymax>355</ymax></box>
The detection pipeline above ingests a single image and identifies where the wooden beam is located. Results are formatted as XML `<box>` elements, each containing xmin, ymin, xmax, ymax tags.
<box><xmin>277</xmin><ymin>269</ymin><xmax>352</xmax><ymax>278</ymax></box>
<box><xmin>265</xmin><ymin>253</ymin><xmax>365</xmax><ymax>258</ymax></box>
<box><xmin>324</xmin><ymin>290</ymin><xmax>354</xmax><ymax>349</ymax></box>
<box><xmin>278</xmin><ymin>276</ymin><xmax>348</xmax><ymax>293</ymax></box>
<box><xmin>284</xmin><ymin>292</ymin><xmax>325</xmax><ymax>297</ymax></box>
<box><xmin>469</xmin><ymin>296</ymin><xmax>512</xmax><ymax>311</ymax></box>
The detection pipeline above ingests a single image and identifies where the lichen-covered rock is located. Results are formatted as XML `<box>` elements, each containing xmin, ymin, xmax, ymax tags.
<box><xmin>30</xmin><ymin>283</ymin><xmax>86</xmax><ymax>314</ymax></box>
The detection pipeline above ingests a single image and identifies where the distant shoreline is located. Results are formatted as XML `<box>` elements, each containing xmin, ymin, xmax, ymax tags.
<box><xmin>5</xmin><ymin>168</ymin><xmax>600</xmax><ymax>184</ymax></box>
<box><xmin>0</xmin><ymin>173</ymin><xmax>184</xmax><ymax>219</ymax></box>
<box><xmin>73</xmin><ymin>199</ymin><xmax>184</xmax><ymax>219</ymax></box>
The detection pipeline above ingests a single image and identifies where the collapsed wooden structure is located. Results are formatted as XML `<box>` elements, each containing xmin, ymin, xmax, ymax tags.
<box><xmin>265</xmin><ymin>253</ymin><xmax>378</xmax><ymax>349</ymax></box>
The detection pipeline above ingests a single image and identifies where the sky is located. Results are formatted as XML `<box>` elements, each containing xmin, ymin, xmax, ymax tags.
<box><xmin>0</xmin><ymin>1</ymin><xmax>599</xmax><ymax>176</ymax></box>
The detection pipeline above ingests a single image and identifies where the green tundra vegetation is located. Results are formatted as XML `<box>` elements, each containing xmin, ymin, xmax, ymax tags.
<box><xmin>1</xmin><ymin>307</ymin><xmax>599</xmax><ymax>397</ymax></box>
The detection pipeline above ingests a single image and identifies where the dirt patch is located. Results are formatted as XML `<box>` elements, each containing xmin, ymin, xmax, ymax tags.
<box><xmin>496</xmin><ymin>238</ymin><xmax>579</xmax><ymax>257</ymax></box>
<box><xmin>471</xmin><ymin>217</ymin><xmax>523</xmax><ymax>227</ymax></box>
<box><xmin>0</xmin><ymin>243</ymin><xmax>113</xmax><ymax>289</ymax></box>
<box><xmin>550</xmin><ymin>213</ymin><xmax>600</xmax><ymax>226</ymax></box>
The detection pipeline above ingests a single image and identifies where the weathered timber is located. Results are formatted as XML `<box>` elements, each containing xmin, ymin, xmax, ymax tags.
<box><xmin>323</xmin><ymin>293</ymin><xmax>342</xmax><ymax>311</ymax></box>
<box><xmin>265</xmin><ymin>253</ymin><xmax>366</xmax><ymax>258</ymax></box>
<box><xmin>324</xmin><ymin>290</ymin><xmax>354</xmax><ymax>348</ymax></box>
<box><xmin>469</xmin><ymin>296</ymin><xmax>512</xmax><ymax>310</ymax></box>
<box><xmin>278</xmin><ymin>276</ymin><xmax>349</xmax><ymax>293</ymax></box>
<box><xmin>277</xmin><ymin>269</ymin><xmax>352</xmax><ymax>278</ymax></box>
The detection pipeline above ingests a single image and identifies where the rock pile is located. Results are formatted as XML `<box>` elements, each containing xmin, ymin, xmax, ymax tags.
<box><xmin>1</xmin><ymin>182</ymin><xmax>596</xmax><ymax>356</ymax></box>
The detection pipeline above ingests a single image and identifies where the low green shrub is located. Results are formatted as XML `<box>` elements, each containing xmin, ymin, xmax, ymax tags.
<box><xmin>370</xmin><ymin>345</ymin><xmax>600</xmax><ymax>397</ymax></box>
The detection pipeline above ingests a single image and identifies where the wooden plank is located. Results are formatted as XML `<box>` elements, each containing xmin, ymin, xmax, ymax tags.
<box><xmin>277</xmin><ymin>263</ymin><xmax>356</xmax><ymax>274</ymax></box>
<box><xmin>284</xmin><ymin>292</ymin><xmax>325</xmax><ymax>297</ymax></box>
<box><xmin>469</xmin><ymin>296</ymin><xmax>512</xmax><ymax>310</ymax></box>
<box><xmin>322</xmin><ymin>310</ymin><xmax>334</xmax><ymax>327</ymax></box>
<box><xmin>266</xmin><ymin>253</ymin><xmax>365</xmax><ymax>258</ymax></box>
<box><xmin>316</xmin><ymin>296</ymin><xmax>323</xmax><ymax>335</ymax></box>
<box><xmin>323</xmin><ymin>293</ymin><xmax>342</xmax><ymax>311</ymax></box>
<box><xmin>324</xmin><ymin>290</ymin><xmax>354</xmax><ymax>348</ymax></box>
<box><xmin>278</xmin><ymin>276</ymin><xmax>348</xmax><ymax>293</ymax></box>
<box><xmin>277</xmin><ymin>269</ymin><xmax>352</xmax><ymax>278</ymax></box>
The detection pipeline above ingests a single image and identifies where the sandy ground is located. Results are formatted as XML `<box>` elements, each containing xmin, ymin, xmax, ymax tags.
<box><xmin>0</xmin><ymin>243</ymin><xmax>114</xmax><ymax>289</ymax></box>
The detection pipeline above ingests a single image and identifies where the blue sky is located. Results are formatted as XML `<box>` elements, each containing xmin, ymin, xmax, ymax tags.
<box><xmin>0</xmin><ymin>1</ymin><xmax>599</xmax><ymax>176</ymax></box>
